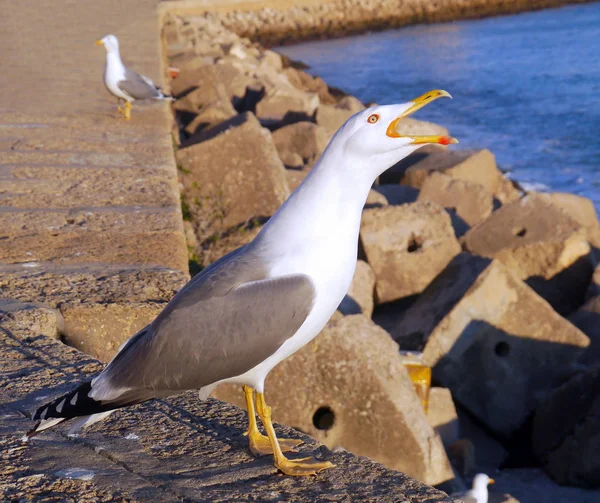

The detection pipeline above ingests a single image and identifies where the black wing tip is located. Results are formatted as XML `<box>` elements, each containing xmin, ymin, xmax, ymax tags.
<box><xmin>32</xmin><ymin>381</ymin><xmax>95</xmax><ymax>421</ymax></box>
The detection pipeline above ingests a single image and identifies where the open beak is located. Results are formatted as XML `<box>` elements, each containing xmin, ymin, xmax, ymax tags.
<box><xmin>95</xmin><ymin>39</ymin><xmax>104</xmax><ymax>46</ymax></box>
<box><xmin>386</xmin><ymin>89</ymin><xmax>458</xmax><ymax>145</ymax></box>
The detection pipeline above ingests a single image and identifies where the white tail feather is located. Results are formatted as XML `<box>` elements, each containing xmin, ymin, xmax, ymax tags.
<box><xmin>68</xmin><ymin>411</ymin><xmax>115</xmax><ymax>435</ymax></box>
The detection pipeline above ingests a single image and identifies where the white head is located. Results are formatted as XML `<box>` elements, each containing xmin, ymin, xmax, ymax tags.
<box><xmin>325</xmin><ymin>90</ymin><xmax>457</xmax><ymax>183</ymax></box>
<box><xmin>95</xmin><ymin>34</ymin><xmax>119</xmax><ymax>53</ymax></box>
<box><xmin>471</xmin><ymin>473</ymin><xmax>495</xmax><ymax>501</ymax></box>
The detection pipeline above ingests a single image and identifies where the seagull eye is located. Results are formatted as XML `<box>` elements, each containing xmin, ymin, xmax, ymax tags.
<box><xmin>367</xmin><ymin>114</ymin><xmax>379</xmax><ymax>124</ymax></box>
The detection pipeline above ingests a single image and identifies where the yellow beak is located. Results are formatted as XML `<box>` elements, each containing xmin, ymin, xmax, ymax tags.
<box><xmin>489</xmin><ymin>478</ymin><xmax>495</xmax><ymax>484</ymax></box>
<box><xmin>386</xmin><ymin>89</ymin><xmax>458</xmax><ymax>145</ymax></box>
<box><xmin>95</xmin><ymin>39</ymin><xmax>104</xmax><ymax>46</ymax></box>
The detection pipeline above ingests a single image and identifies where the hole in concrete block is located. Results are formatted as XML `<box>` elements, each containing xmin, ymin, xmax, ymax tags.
<box><xmin>514</xmin><ymin>227</ymin><xmax>527</xmax><ymax>238</ymax></box>
<box><xmin>494</xmin><ymin>341</ymin><xmax>510</xmax><ymax>357</ymax></box>
<box><xmin>313</xmin><ymin>406</ymin><xmax>335</xmax><ymax>430</ymax></box>
<box><xmin>407</xmin><ymin>235</ymin><xmax>423</xmax><ymax>253</ymax></box>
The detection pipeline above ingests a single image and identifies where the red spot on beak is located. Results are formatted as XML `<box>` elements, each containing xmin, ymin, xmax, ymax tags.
<box><xmin>439</xmin><ymin>136</ymin><xmax>453</xmax><ymax>145</ymax></box>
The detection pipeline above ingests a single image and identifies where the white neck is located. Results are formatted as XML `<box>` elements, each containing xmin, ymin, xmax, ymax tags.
<box><xmin>106</xmin><ymin>50</ymin><xmax>124</xmax><ymax>71</ymax></box>
<box><xmin>255</xmin><ymin>146</ymin><xmax>373</xmax><ymax>258</ymax></box>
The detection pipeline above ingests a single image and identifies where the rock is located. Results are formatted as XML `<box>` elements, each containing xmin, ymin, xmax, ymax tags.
<box><xmin>176</xmin><ymin>112</ymin><xmax>289</xmax><ymax>232</ymax></box>
<box><xmin>255</xmin><ymin>84</ymin><xmax>319</xmax><ymax>127</ymax></box>
<box><xmin>395</xmin><ymin>117</ymin><xmax>449</xmax><ymax>138</ymax></box>
<box><xmin>447</xmin><ymin>439</ymin><xmax>476</xmax><ymax>477</ymax></box>
<box><xmin>271</xmin><ymin>121</ymin><xmax>329</xmax><ymax>167</ymax></box>
<box><xmin>259</xmin><ymin>49</ymin><xmax>283</xmax><ymax>72</ymax></box>
<box><xmin>283</xmin><ymin>67</ymin><xmax>337</xmax><ymax>104</ymax></box>
<box><xmin>360</xmin><ymin>202</ymin><xmax>461</xmax><ymax>304</ymax></box>
<box><xmin>533</xmin><ymin>367</ymin><xmax>600</xmax><ymax>488</ymax></box>
<box><xmin>60</xmin><ymin>303</ymin><xmax>165</xmax><ymax>363</ymax></box>
<box><xmin>372</xmin><ymin>185</ymin><xmax>419</xmax><ymax>206</ymax></box>
<box><xmin>214</xmin><ymin>61</ymin><xmax>260</xmax><ymax>110</ymax></box>
<box><xmin>456</xmin><ymin>405</ymin><xmax>508</xmax><ymax>473</ymax></box>
<box><xmin>537</xmin><ymin>192</ymin><xmax>600</xmax><ymax>260</ymax></box>
<box><xmin>365</xmin><ymin>189</ymin><xmax>389</xmax><ymax>209</ymax></box>
<box><xmin>390</xmin><ymin>253</ymin><xmax>589</xmax><ymax>437</ymax></box>
<box><xmin>337</xmin><ymin>260</ymin><xmax>376</xmax><ymax>317</ymax></box>
<box><xmin>463</xmin><ymin>193</ymin><xmax>595</xmax><ymax>315</ymax></box>
<box><xmin>389</xmin><ymin>147</ymin><xmax>521</xmax><ymax>204</ymax></box>
<box><xmin>418</xmin><ymin>172</ymin><xmax>494</xmax><ymax>228</ymax></box>
<box><xmin>0</xmin><ymin>300</ymin><xmax>62</xmax><ymax>340</ymax></box>
<box><xmin>213</xmin><ymin>315</ymin><xmax>455</xmax><ymax>486</ymax></box>
<box><xmin>568</xmin><ymin>296</ymin><xmax>600</xmax><ymax>365</ymax></box>
<box><xmin>337</xmin><ymin>95</ymin><xmax>365</xmax><ymax>113</ymax></box>
<box><xmin>316</xmin><ymin>103</ymin><xmax>355</xmax><ymax>139</ymax></box>
<box><xmin>427</xmin><ymin>387</ymin><xmax>459</xmax><ymax>448</ymax></box>
<box><xmin>183</xmin><ymin>100</ymin><xmax>237</xmax><ymax>137</ymax></box>
<box><xmin>285</xmin><ymin>167</ymin><xmax>308</xmax><ymax>190</ymax></box>
<box><xmin>169</xmin><ymin>65</ymin><xmax>209</xmax><ymax>98</ymax></box>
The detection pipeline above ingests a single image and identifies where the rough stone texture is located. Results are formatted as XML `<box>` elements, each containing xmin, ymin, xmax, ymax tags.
<box><xmin>272</xmin><ymin>121</ymin><xmax>329</xmax><ymax>168</ymax></box>
<box><xmin>60</xmin><ymin>302</ymin><xmax>165</xmax><ymax>363</ymax></box>
<box><xmin>316</xmin><ymin>103</ymin><xmax>357</xmax><ymax>139</ymax></box>
<box><xmin>183</xmin><ymin>100</ymin><xmax>237</xmax><ymax>137</ymax></box>
<box><xmin>455</xmin><ymin>405</ymin><xmax>508</xmax><ymax>473</ymax></box>
<box><xmin>285</xmin><ymin>167</ymin><xmax>309</xmax><ymax>191</ymax></box>
<box><xmin>214</xmin><ymin>315</ymin><xmax>455</xmax><ymax>486</ymax></box>
<box><xmin>337</xmin><ymin>259</ymin><xmax>376</xmax><ymax>317</ymax></box>
<box><xmin>568</xmin><ymin>296</ymin><xmax>600</xmax><ymax>365</ymax></box>
<box><xmin>373</xmin><ymin>184</ymin><xmax>420</xmax><ymax>206</ymax></box>
<box><xmin>0</xmin><ymin>1</ymin><xmax>189</xmax><ymax>368</ymax></box>
<box><xmin>178</xmin><ymin>0</ymin><xmax>594</xmax><ymax>49</ymax></box>
<box><xmin>0</xmin><ymin>300</ymin><xmax>62</xmax><ymax>340</ymax></box>
<box><xmin>418</xmin><ymin>172</ymin><xmax>494</xmax><ymax>228</ymax></box>
<box><xmin>176</xmin><ymin>112</ymin><xmax>290</xmax><ymax>231</ymax></box>
<box><xmin>533</xmin><ymin>367</ymin><xmax>600</xmax><ymax>489</ymax></box>
<box><xmin>360</xmin><ymin>202</ymin><xmax>461</xmax><ymax>304</ymax></box>
<box><xmin>392</xmin><ymin>146</ymin><xmax>520</xmax><ymax>204</ymax></box>
<box><xmin>283</xmin><ymin>67</ymin><xmax>337</xmax><ymax>104</ymax></box>
<box><xmin>255</xmin><ymin>84</ymin><xmax>319</xmax><ymax>126</ymax></box>
<box><xmin>464</xmin><ymin>193</ymin><xmax>595</xmax><ymax>315</ymax></box>
<box><xmin>0</xmin><ymin>263</ymin><xmax>187</xmax><ymax>307</ymax></box>
<box><xmin>427</xmin><ymin>387</ymin><xmax>459</xmax><ymax>449</ymax></box>
<box><xmin>390</xmin><ymin>253</ymin><xmax>589</xmax><ymax>437</ymax></box>
<box><xmin>1</xmin><ymin>310</ymin><xmax>459</xmax><ymax>503</ymax></box>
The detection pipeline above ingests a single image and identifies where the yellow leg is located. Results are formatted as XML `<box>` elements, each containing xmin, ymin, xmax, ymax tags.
<box><xmin>124</xmin><ymin>101</ymin><xmax>131</xmax><ymax>120</ymax></box>
<box><xmin>255</xmin><ymin>392</ymin><xmax>335</xmax><ymax>476</ymax></box>
<box><xmin>243</xmin><ymin>385</ymin><xmax>301</xmax><ymax>457</ymax></box>
<box><xmin>116</xmin><ymin>99</ymin><xmax>124</xmax><ymax>116</ymax></box>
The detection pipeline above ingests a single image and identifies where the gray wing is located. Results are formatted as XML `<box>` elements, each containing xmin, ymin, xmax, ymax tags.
<box><xmin>117</xmin><ymin>67</ymin><xmax>162</xmax><ymax>100</ymax></box>
<box><xmin>90</xmin><ymin>247</ymin><xmax>316</xmax><ymax>403</ymax></box>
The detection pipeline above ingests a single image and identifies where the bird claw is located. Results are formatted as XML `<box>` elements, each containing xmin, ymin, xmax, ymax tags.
<box><xmin>275</xmin><ymin>456</ymin><xmax>335</xmax><ymax>476</ymax></box>
<box><xmin>247</xmin><ymin>431</ymin><xmax>301</xmax><ymax>457</ymax></box>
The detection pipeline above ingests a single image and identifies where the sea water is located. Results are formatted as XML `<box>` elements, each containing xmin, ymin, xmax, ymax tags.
<box><xmin>278</xmin><ymin>3</ymin><xmax>600</xmax><ymax>207</ymax></box>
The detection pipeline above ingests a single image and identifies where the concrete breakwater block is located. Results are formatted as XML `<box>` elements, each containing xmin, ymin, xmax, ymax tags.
<box><xmin>213</xmin><ymin>315</ymin><xmax>455</xmax><ymax>487</ymax></box>
<box><xmin>176</xmin><ymin>112</ymin><xmax>289</xmax><ymax>231</ymax></box>
<box><xmin>533</xmin><ymin>367</ymin><xmax>600</xmax><ymax>489</ymax></box>
<box><xmin>385</xmin><ymin>146</ymin><xmax>520</xmax><ymax>205</ymax></box>
<box><xmin>388</xmin><ymin>253</ymin><xmax>589</xmax><ymax>437</ymax></box>
<box><xmin>464</xmin><ymin>193</ymin><xmax>595</xmax><ymax>315</ymax></box>
<box><xmin>360</xmin><ymin>202</ymin><xmax>461</xmax><ymax>304</ymax></box>
<box><xmin>418</xmin><ymin>172</ymin><xmax>494</xmax><ymax>230</ymax></box>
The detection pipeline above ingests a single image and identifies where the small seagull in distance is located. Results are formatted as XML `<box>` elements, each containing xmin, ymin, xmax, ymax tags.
<box><xmin>96</xmin><ymin>34</ymin><xmax>172</xmax><ymax>120</ymax></box>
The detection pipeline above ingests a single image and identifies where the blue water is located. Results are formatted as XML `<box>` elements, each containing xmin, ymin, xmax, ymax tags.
<box><xmin>278</xmin><ymin>3</ymin><xmax>600</xmax><ymax>207</ymax></box>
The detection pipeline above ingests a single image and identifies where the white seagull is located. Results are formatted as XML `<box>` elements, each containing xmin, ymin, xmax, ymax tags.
<box><xmin>27</xmin><ymin>91</ymin><xmax>457</xmax><ymax>476</ymax></box>
<box><xmin>454</xmin><ymin>473</ymin><xmax>496</xmax><ymax>503</ymax></box>
<box><xmin>96</xmin><ymin>34</ymin><xmax>172</xmax><ymax>120</ymax></box>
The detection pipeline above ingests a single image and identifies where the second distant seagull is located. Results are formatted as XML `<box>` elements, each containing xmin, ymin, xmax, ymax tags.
<box><xmin>96</xmin><ymin>34</ymin><xmax>172</xmax><ymax>120</ymax></box>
